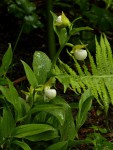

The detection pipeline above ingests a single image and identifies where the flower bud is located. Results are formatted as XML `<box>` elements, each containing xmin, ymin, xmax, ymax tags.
<box><xmin>55</xmin><ymin>12</ymin><xmax>71</xmax><ymax>28</ymax></box>
<box><xmin>74</xmin><ymin>49</ymin><xmax>87</xmax><ymax>61</ymax></box>
<box><xmin>44</xmin><ymin>86</ymin><xmax>57</xmax><ymax>99</ymax></box>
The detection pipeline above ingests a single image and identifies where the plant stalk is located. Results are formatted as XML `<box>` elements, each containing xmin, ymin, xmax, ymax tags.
<box><xmin>47</xmin><ymin>0</ymin><xmax>56</xmax><ymax>59</ymax></box>
<box><xmin>13</xmin><ymin>24</ymin><xmax>24</xmax><ymax>53</ymax></box>
<box><xmin>51</xmin><ymin>37</ymin><xmax>70</xmax><ymax>70</ymax></box>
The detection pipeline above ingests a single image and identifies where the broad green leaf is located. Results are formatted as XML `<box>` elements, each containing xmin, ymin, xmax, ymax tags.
<box><xmin>51</xmin><ymin>96</ymin><xmax>76</xmax><ymax>140</ymax></box>
<box><xmin>26</xmin><ymin>130</ymin><xmax>59</xmax><ymax>141</ymax></box>
<box><xmin>7</xmin><ymin>78</ymin><xmax>19</xmax><ymax>99</ymax></box>
<box><xmin>21</xmin><ymin>60</ymin><xmax>38</xmax><ymax>88</ymax></box>
<box><xmin>7</xmin><ymin>79</ymin><xmax>24</xmax><ymax>120</ymax></box>
<box><xmin>76</xmin><ymin>89</ymin><xmax>93</xmax><ymax>135</ymax></box>
<box><xmin>30</xmin><ymin>104</ymin><xmax>65</xmax><ymax>126</ymax></box>
<box><xmin>0</xmin><ymin>79</ymin><xmax>26</xmax><ymax>121</ymax></box>
<box><xmin>13</xmin><ymin>140</ymin><xmax>31</xmax><ymax>150</ymax></box>
<box><xmin>46</xmin><ymin>141</ymin><xmax>68</xmax><ymax>150</ymax></box>
<box><xmin>13</xmin><ymin>124</ymin><xmax>56</xmax><ymax>138</ymax></box>
<box><xmin>33</xmin><ymin>51</ymin><xmax>51</xmax><ymax>84</ymax></box>
<box><xmin>1</xmin><ymin>107</ymin><xmax>15</xmax><ymax>139</ymax></box>
<box><xmin>78</xmin><ymin>88</ymin><xmax>93</xmax><ymax>111</ymax></box>
<box><xmin>0</xmin><ymin>43</ymin><xmax>12</xmax><ymax>76</ymax></box>
<box><xmin>70</xmin><ymin>27</ymin><xmax>93</xmax><ymax>36</ymax></box>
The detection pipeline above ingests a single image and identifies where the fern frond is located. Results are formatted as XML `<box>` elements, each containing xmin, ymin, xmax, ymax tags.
<box><xmin>104</xmin><ymin>78</ymin><xmax>113</xmax><ymax>105</ymax></box>
<box><xmin>100</xmin><ymin>35</ymin><xmax>108</xmax><ymax>73</ymax></box>
<box><xmin>103</xmin><ymin>34</ymin><xmax>113</xmax><ymax>73</ymax></box>
<box><xmin>70</xmin><ymin>77</ymin><xmax>81</xmax><ymax>93</ymax></box>
<box><xmin>82</xmin><ymin>63</ymin><xmax>91</xmax><ymax>76</ymax></box>
<box><xmin>67</xmin><ymin>51</ymin><xmax>85</xmax><ymax>76</ymax></box>
<box><xmin>95</xmin><ymin>36</ymin><xmax>104</xmax><ymax>74</ymax></box>
<box><xmin>99</xmin><ymin>79</ymin><xmax>110</xmax><ymax>114</ymax></box>
<box><xmin>58</xmin><ymin>59</ymin><xmax>77</xmax><ymax>76</ymax></box>
<box><xmin>54</xmin><ymin>34</ymin><xmax>113</xmax><ymax>113</ymax></box>
<box><xmin>88</xmin><ymin>51</ymin><xmax>98</xmax><ymax>75</ymax></box>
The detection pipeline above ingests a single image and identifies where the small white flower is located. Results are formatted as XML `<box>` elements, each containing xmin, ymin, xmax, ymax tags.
<box><xmin>55</xmin><ymin>12</ymin><xmax>71</xmax><ymax>27</ymax></box>
<box><xmin>44</xmin><ymin>86</ymin><xmax>57</xmax><ymax>99</ymax></box>
<box><xmin>56</xmin><ymin>15</ymin><xmax>62</xmax><ymax>23</ymax></box>
<box><xmin>74</xmin><ymin>49</ymin><xmax>87</xmax><ymax>61</ymax></box>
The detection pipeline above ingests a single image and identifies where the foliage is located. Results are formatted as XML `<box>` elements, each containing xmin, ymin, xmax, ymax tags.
<box><xmin>54</xmin><ymin>34</ymin><xmax>113</xmax><ymax>114</ymax></box>
<box><xmin>75</xmin><ymin>89</ymin><xmax>93</xmax><ymax>137</ymax></box>
<box><xmin>50</xmin><ymin>11</ymin><xmax>113</xmax><ymax>114</ymax></box>
<box><xmin>54</xmin><ymin>0</ymin><xmax>113</xmax><ymax>51</ymax></box>
<box><xmin>0</xmin><ymin>7</ymin><xmax>113</xmax><ymax>149</ymax></box>
<box><xmin>0</xmin><ymin>46</ymin><xmax>76</xmax><ymax>149</ymax></box>
<box><xmin>103</xmin><ymin>0</ymin><xmax>113</xmax><ymax>9</ymax></box>
<box><xmin>0</xmin><ymin>41</ymin><xmax>95</xmax><ymax>149</ymax></box>
<box><xmin>0</xmin><ymin>44</ymin><xmax>12</xmax><ymax>85</ymax></box>
<box><xmin>69</xmin><ymin>132</ymin><xmax>113</xmax><ymax>149</ymax></box>
<box><xmin>4</xmin><ymin>0</ymin><xmax>42</xmax><ymax>33</ymax></box>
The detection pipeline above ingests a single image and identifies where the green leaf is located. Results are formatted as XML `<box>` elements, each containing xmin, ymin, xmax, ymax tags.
<box><xmin>30</xmin><ymin>103</ymin><xmax>65</xmax><ymax>126</ymax></box>
<box><xmin>13</xmin><ymin>124</ymin><xmax>56</xmax><ymax>138</ymax></box>
<box><xmin>13</xmin><ymin>140</ymin><xmax>31</xmax><ymax>150</ymax></box>
<box><xmin>46</xmin><ymin>141</ymin><xmax>68</xmax><ymax>150</ymax></box>
<box><xmin>76</xmin><ymin>89</ymin><xmax>93</xmax><ymax>135</ymax></box>
<box><xmin>70</xmin><ymin>27</ymin><xmax>93</xmax><ymax>36</ymax></box>
<box><xmin>21</xmin><ymin>60</ymin><xmax>38</xmax><ymax>88</ymax></box>
<box><xmin>26</xmin><ymin>130</ymin><xmax>59</xmax><ymax>141</ymax></box>
<box><xmin>0</xmin><ymin>43</ymin><xmax>12</xmax><ymax>76</ymax></box>
<box><xmin>0</xmin><ymin>79</ymin><xmax>26</xmax><ymax>121</ymax></box>
<box><xmin>33</xmin><ymin>51</ymin><xmax>51</xmax><ymax>84</ymax></box>
<box><xmin>1</xmin><ymin>107</ymin><xmax>15</xmax><ymax>139</ymax></box>
<box><xmin>51</xmin><ymin>96</ymin><xmax>76</xmax><ymax>140</ymax></box>
<box><xmin>58</xmin><ymin>28</ymin><xmax>68</xmax><ymax>46</ymax></box>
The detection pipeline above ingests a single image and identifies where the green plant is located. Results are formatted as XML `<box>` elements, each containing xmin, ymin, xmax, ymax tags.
<box><xmin>5</xmin><ymin>0</ymin><xmax>42</xmax><ymax>33</ymax></box>
<box><xmin>0</xmin><ymin>44</ymin><xmax>12</xmax><ymax>85</ymax></box>
<box><xmin>50</xmin><ymin>11</ymin><xmax>92</xmax><ymax>69</ymax></box>
<box><xmin>1</xmin><ymin>11</ymin><xmax>113</xmax><ymax>149</ymax></box>
<box><xmin>0</xmin><ymin>43</ymin><xmax>94</xmax><ymax>149</ymax></box>
<box><xmin>49</xmin><ymin>11</ymin><xmax>113</xmax><ymax>114</ymax></box>
<box><xmin>103</xmin><ymin>0</ymin><xmax>113</xmax><ymax>9</ymax></box>
<box><xmin>69</xmin><ymin>131</ymin><xmax>113</xmax><ymax>149</ymax></box>
<box><xmin>0</xmin><ymin>48</ymin><xmax>76</xmax><ymax>149</ymax></box>
<box><xmin>3</xmin><ymin>0</ymin><xmax>42</xmax><ymax>52</ymax></box>
<box><xmin>54</xmin><ymin>0</ymin><xmax>113</xmax><ymax>53</ymax></box>
<box><xmin>75</xmin><ymin>89</ymin><xmax>93</xmax><ymax>138</ymax></box>
<box><xmin>53</xmin><ymin>33</ymin><xmax>113</xmax><ymax>114</ymax></box>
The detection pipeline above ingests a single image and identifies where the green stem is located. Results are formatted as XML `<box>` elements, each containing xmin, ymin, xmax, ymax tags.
<box><xmin>51</xmin><ymin>37</ymin><xmax>70</xmax><ymax>70</ymax></box>
<box><xmin>65</xmin><ymin>43</ymin><xmax>74</xmax><ymax>47</ymax></box>
<box><xmin>13</xmin><ymin>24</ymin><xmax>24</xmax><ymax>53</ymax></box>
<box><xmin>47</xmin><ymin>0</ymin><xmax>56</xmax><ymax>59</ymax></box>
<box><xmin>51</xmin><ymin>45</ymin><xmax>64</xmax><ymax>69</ymax></box>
